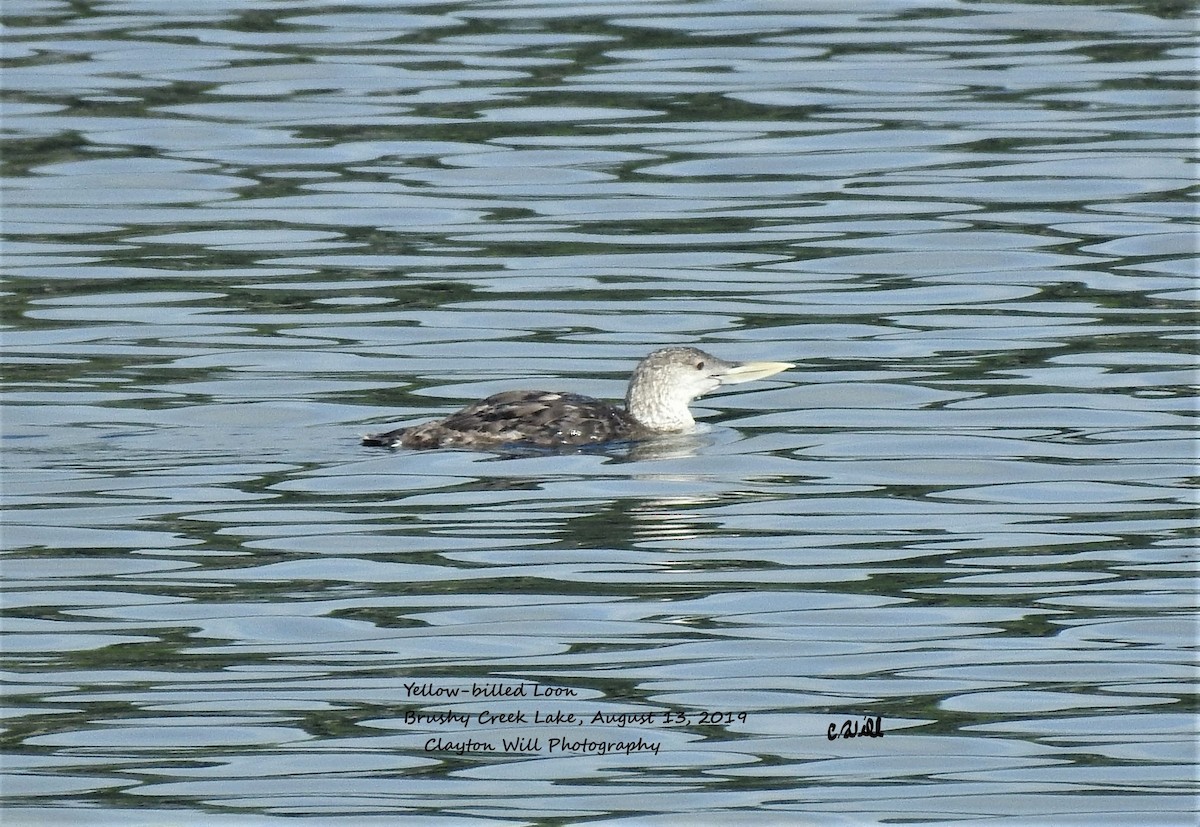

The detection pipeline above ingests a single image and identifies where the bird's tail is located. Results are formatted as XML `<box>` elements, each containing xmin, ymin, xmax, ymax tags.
<box><xmin>361</xmin><ymin>427</ymin><xmax>406</xmax><ymax>448</ymax></box>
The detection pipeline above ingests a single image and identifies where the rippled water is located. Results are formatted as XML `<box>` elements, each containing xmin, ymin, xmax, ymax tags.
<box><xmin>2</xmin><ymin>1</ymin><xmax>1197</xmax><ymax>824</ymax></box>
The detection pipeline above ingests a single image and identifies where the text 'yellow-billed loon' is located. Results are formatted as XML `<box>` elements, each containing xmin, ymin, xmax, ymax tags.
<box><xmin>362</xmin><ymin>347</ymin><xmax>793</xmax><ymax>450</ymax></box>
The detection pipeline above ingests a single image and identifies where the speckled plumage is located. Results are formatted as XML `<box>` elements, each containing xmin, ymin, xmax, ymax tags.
<box><xmin>363</xmin><ymin>390</ymin><xmax>644</xmax><ymax>449</ymax></box>
<box><xmin>362</xmin><ymin>347</ymin><xmax>792</xmax><ymax>451</ymax></box>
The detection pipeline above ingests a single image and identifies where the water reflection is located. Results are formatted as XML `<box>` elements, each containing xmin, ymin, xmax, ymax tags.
<box><xmin>2</xmin><ymin>0</ymin><xmax>1195</xmax><ymax>824</ymax></box>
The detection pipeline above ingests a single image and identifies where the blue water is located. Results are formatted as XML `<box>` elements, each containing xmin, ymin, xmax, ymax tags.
<box><xmin>2</xmin><ymin>1</ymin><xmax>1196</xmax><ymax>824</ymax></box>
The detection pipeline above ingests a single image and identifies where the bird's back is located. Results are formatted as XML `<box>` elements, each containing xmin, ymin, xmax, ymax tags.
<box><xmin>364</xmin><ymin>390</ymin><xmax>641</xmax><ymax>449</ymax></box>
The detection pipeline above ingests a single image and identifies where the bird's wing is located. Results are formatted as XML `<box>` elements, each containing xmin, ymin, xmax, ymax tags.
<box><xmin>439</xmin><ymin>391</ymin><xmax>635</xmax><ymax>444</ymax></box>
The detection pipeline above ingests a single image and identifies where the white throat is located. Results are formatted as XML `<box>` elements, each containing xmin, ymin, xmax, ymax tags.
<box><xmin>625</xmin><ymin>376</ymin><xmax>704</xmax><ymax>432</ymax></box>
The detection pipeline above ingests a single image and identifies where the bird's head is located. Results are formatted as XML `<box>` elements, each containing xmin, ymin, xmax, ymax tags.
<box><xmin>625</xmin><ymin>347</ymin><xmax>793</xmax><ymax>431</ymax></box>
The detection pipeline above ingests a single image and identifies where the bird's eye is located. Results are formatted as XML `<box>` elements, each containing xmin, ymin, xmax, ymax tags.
<box><xmin>695</xmin><ymin>361</ymin><xmax>705</xmax><ymax>370</ymax></box>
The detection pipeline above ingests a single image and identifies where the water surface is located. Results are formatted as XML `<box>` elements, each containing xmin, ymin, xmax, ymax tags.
<box><xmin>2</xmin><ymin>0</ymin><xmax>1196</xmax><ymax>824</ymax></box>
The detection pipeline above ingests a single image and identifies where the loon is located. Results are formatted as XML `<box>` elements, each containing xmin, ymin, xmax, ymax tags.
<box><xmin>362</xmin><ymin>347</ymin><xmax>793</xmax><ymax>450</ymax></box>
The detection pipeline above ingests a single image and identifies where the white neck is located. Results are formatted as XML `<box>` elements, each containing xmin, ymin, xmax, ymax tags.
<box><xmin>626</xmin><ymin>379</ymin><xmax>697</xmax><ymax>432</ymax></box>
